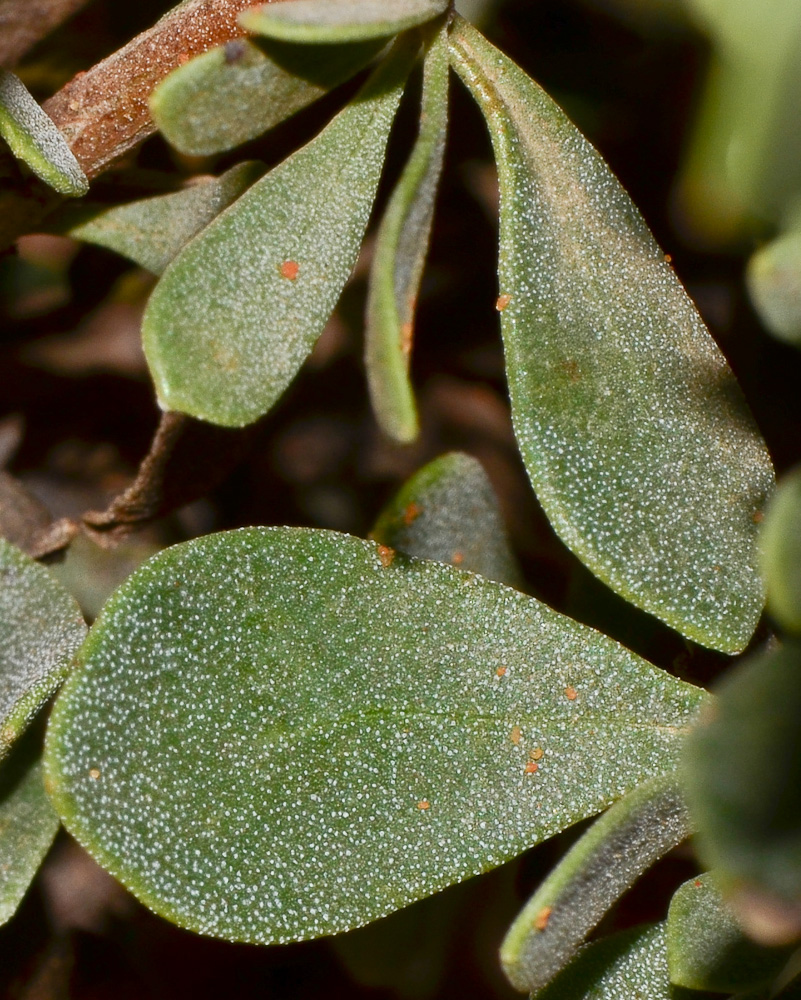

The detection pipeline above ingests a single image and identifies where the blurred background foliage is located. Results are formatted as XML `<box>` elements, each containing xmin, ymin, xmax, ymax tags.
<box><xmin>1</xmin><ymin>0</ymin><xmax>800</xmax><ymax>996</ymax></box>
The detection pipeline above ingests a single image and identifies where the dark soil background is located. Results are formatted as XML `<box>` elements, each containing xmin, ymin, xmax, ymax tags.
<box><xmin>1</xmin><ymin>0</ymin><xmax>798</xmax><ymax>996</ymax></box>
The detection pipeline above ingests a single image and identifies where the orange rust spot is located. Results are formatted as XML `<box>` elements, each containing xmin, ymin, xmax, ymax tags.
<box><xmin>533</xmin><ymin>906</ymin><xmax>552</xmax><ymax>931</ymax></box>
<box><xmin>564</xmin><ymin>686</ymin><xmax>578</xmax><ymax>701</ymax></box>
<box><xmin>280</xmin><ymin>260</ymin><xmax>300</xmax><ymax>281</ymax></box>
<box><xmin>403</xmin><ymin>502</ymin><xmax>421</xmax><ymax>526</ymax></box>
<box><xmin>417</xmin><ymin>799</ymin><xmax>430</xmax><ymax>811</ymax></box>
<box><xmin>664</xmin><ymin>253</ymin><xmax>673</xmax><ymax>264</ymax></box>
<box><xmin>496</xmin><ymin>294</ymin><xmax>512</xmax><ymax>312</ymax></box>
<box><xmin>89</xmin><ymin>768</ymin><xmax>101</xmax><ymax>780</ymax></box>
<box><xmin>524</xmin><ymin>761</ymin><xmax>539</xmax><ymax>774</ymax></box>
<box><xmin>510</xmin><ymin>725</ymin><xmax>522</xmax><ymax>745</ymax></box>
<box><xmin>753</xmin><ymin>510</ymin><xmax>765</xmax><ymax>524</ymax></box>
<box><xmin>401</xmin><ymin>322</ymin><xmax>414</xmax><ymax>357</ymax></box>
<box><xmin>377</xmin><ymin>545</ymin><xmax>395</xmax><ymax>568</ymax></box>
<box><xmin>496</xmin><ymin>666</ymin><xmax>507</xmax><ymax>678</ymax></box>
<box><xmin>694</xmin><ymin>879</ymin><xmax>703</xmax><ymax>888</ymax></box>
<box><xmin>530</xmin><ymin>747</ymin><xmax>544</xmax><ymax>761</ymax></box>
<box><xmin>451</xmin><ymin>551</ymin><xmax>464</xmax><ymax>566</ymax></box>
<box><xmin>177</xmin><ymin>52</ymin><xmax>192</xmax><ymax>65</ymax></box>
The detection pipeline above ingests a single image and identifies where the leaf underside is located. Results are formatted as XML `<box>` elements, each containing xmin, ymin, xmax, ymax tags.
<box><xmin>0</xmin><ymin>537</ymin><xmax>86</xmax><ymax>757</ymax></box>
<box><xmin>46</xmin><ymin>527</ymin><xmax>702</xmax><ymax>944</ymax></box>
<box><xmin>501</xmin><ymin>772</ymin><xmax>690</xmax><ymax>993</ymax></box>
<box><xmin>371</xmin><ymin>451</ymin><xmax>523</xmax><ymax>588</ymax></box>
<box><xmin>0</xmin><ymin>69</ymin><xmax>88</xmax><ymax>196</ymax></box>
<box><xmin>365</xmin><ymin>21</ymin><xmax>449</xmax><ymax>443</ymax></box>
<box><xmin>142</xmin><ymin>40</ymin><xmax>416</xmax><ymax>427</ymax></box>
<box><xmin>448</xmin><ymin>18</ymin><xmax>774</xmax><ymax>654</ymax></box>
<box><xmin>150</xmin><ymin>36</ymin><xmax>383</xmax><ymax>157</ymax></box>
<box><xmin>63</xmin><ymin>162</ymin><xmax>265</xmax><ymax>275</ymax></box>
<box><xmin>759</xmin><ymin>465</ymin><xmax>801</xmax><ymax>634</ymax></box>
<box><xmin>240</xmin><ymin>0</ymin><xmax>449</xmax><ymax>44</ymax></box>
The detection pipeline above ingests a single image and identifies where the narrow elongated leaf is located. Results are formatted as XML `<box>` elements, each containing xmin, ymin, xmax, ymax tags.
<box><xmin>240</xmin><ymin>0</ymin><xmax>449</xmax><ymax>45</ymax></box>
<box><xmin>0</xmin><ymin>537</ymin><xmax>86</xmax><ymax>758</ymax></box>
<box><xmin>532</xmin><ymin>924</ymin><xmax>676</xmax><ymax>1000</ymax></box>
<box><xmin>667</xmin><ymin>872</ymin><xmax>795</xmax><ymax>992</ymax></box>
<box><xmin>61</xmin><ymin>162</ymin><xmax>264</xmax><ymax>275</ymax></box>
<box><xmin>142</xmin><ymin>41</ymin><xmax>416</xmax><ymax>427</ymax></box>
<box><xmin>760</xmin><ymin>465</ymin><xmax>801</xmax><ymax>633</ymax></box>
<box><xmin>365</xmin><ymin>22</ymin><xmax>448</xmax><ymax>443</ymax></box>
<box><xmin>150</xmin><ymin>37</ymin><xmax>383</xmax><ymax>157</ymax></box>
<box><xmin>371</xmin><ymin>451</ymin><xmax>523</xmax><ymax>587</ymax></box>
<box><xmin>448</xmin><ymin>18</ymin><xmax>774</xmax><ymax>654</ymax></box>
<box><xmin>0</xmin><ymin>69</ymin><xmax>88</xmax><ymax>196</ymax></box>
<box><xmin>683</xmin><ymin>642</ymin><xmax>801</xmax><ymax>946</ymax></box>
<box><xmin>46</xmin><ymin>527</ymin><xmax>703</xmax><ymax>944</ymax></box>
<box><xmin>501</xmin><ymin>772</ymin><xmax>690</xmax><ymax>993</ymax></box>
<box><xmin>0</xmin><ymin>732</ymin><xmax>60</xmax><ymax>927</ymax></box>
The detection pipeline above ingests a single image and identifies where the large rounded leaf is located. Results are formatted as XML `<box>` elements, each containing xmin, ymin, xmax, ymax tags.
<box><xmin>0</xmin><ymin>537</ymin><xmax>86</xmax><ymax>757</ymax></box>
<box><xmin>142</xmin><ymin>41</ymin><xmax>416</xmax><ymax>427</ymax></box>
<box><xmin>448</xmin><ymin>18</ymin><xmax>774</xmax><ymax>654</ymax></box>
<box><xmin>46</xmin><ymin>527</ymin><xmax>703</xmax><ymax>944</ymax></box>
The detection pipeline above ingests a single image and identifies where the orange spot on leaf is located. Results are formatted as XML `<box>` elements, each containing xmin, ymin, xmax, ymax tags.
<box><xmin>496</xmin><ymin>666</ymin><xmax>507</xmax><ymax>678</ymax></box>
<box><xmin>510</xmin><ymin>726</ymin><xmax>522</xmax><ymax>745</ymax></box>
<box><xmin>530</xmin><ymin>747</ymin><xmax>544</xmax><ymax>761</ymax></box>
<box><xmin>564</xmin><ymin>686</ymin><xmax>578</xmax><ymax>701</ymax></box>
<box><xmin>753</xmin><ymin>510</ymin><xmax>764</xmax><ymax>524</ymax></box>
<box><xmin>89</xmin><ymin>768</ymin><xmax>101</xmax><ymax>780</ymax></box>
<box><xmin>377</xmin><ymin>545</ymin><xmax>395</xmax><ymax>568</ymax></box>
<box><xmin>525</xmin><ymin>761</ymin><xmax>539</xmax><ymax>774</ymax></box>
<box><xmin>533</xmin><ymin>906</ymin><xmax>552</xmax><ymax>931</ymax></box>
<box><xmin>280</xmin><ymin>260</ymin><xmax>300</xmax><ymax>280</ymax></box>
<box><xmin>417</xmin><ymin>799</ymin><xmax>430</xmax><ymax>811</ymax></box>
<box><xmin>403</xmin><ymin>502</ymin><xmax>421</xmax><ymax>526</ymax></box>
<box><xmin>451</xmin><ymin>551</ymin><xmax>464</xmax><ymax>566</ymax></box>
<box><xmin>496</xmin><ymin>294</ymin><xmax>512</xmax><ymax>312</ymax></box>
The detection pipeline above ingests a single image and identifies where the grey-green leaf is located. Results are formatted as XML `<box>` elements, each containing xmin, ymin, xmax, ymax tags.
<box><xmin>0</xmin><ymin>537</ymin><xmax>86</xmax><ymax>758</ymax></box>
<box><xmin>747</xmin><ymin>220</ymin><xmax>801</xmax><ymax>347</ymax></box>
<box><xmin>46</xmin><ymin>527</ymin><xmax>703</xmax><ymax>944</ymax></box>
<box><xmin>60</xmin><ymin>162</ymin><xmax>264</xmax><ymax>275</ymax></box>
<box><xmin>0</xmin><ymin>733</ymin><xmax>60</xmax><ymax>927</ymax></box>
<box><xmin>667</xmin><ymin>872</ymin><xmax>795</xmax><ymax>993</ymax></box>
<box><xmin>371</xmin><ymin>451</ymin><xmax>523</xmax><ymax>588</ymax></box>
<box><xmin>760</xmin><ymin>465</ymin><xmax>801</xmax><ymax>634</ymax></box>
<box><xmin>501</xmin><ymin>772</ymin><xmax>690</xmax><ymax>993</ymax></box>
<box><xmin>448</xmin><ymin>17</ymin><xmax>774</xmax><ymax>654</ymax></box>
<box><xmin>240</xmin><ymin>0</ymin><xmax>449</xmax><ymax>44</ymax></box>
<box><xmin>532</xmin><ymin>924</ymin><xmax>677</xmax><ymax>1000</ymax></box>
<box><xmin>0</xmin><ymin>69</ymin><xmax>88</xmax><ymax>196</ymax></box>
<box><xmin>150</xmin><ymin>37</ymin><xmax>383</xmax><ymax>157</ymax></box>
<box><xmin>365</xmin><ymin>22</ymin><xmax>448</xmax><ymax>443</ymax></box>
<box><xmin>683</xmin><ymin>641</ymin><xmax>801</xmax><ymax>946</ymax></box>
<box><xmin>142</xmin><ymin>41</ymin><xmax>416</xmax><ymax>428</ymax></box>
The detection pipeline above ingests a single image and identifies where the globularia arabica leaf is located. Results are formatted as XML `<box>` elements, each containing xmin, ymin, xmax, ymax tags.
<box><xmin>142</xmin><ymin>39</ymin><xmax>417</xmax><ymax>427</ymax></box>
<box><xmin>0</xmin><ymin>537</ymin><xmax>86</xmax><ymax>758</ymax></box>
<box><xmin>371</xmin><ymin>451</ymin><xmax>523</xmax><ymax>588</ymax></box>
<box><xmin>240</xmin><ymin>0</ymin><xmax>449</xmax><ymax>45</ymax></box>
<box><xmin>0</xmin><ymin>69</ymin><xmax>88</xmax><ymax>196</ymax></box>
<box><xmin>501</xmin><ymin>772</ymin><xmax>690</xmax><ymax>993</ymax></box>
<box><xmin>759</xmin><ymin>464</ymin><xmax>801</xmax><ymax>633</ymax></box>
<box><xmin>62</xmin><ymin>162</ymin><xmax>264</xmax><ymax>275</ymax></box>
<box><xmin>150</xmin><ymin>36</ymin><xmax>383</xmax><ymax>157</ymax></box>
<box><xmin>667</xmin><ymin>872</ymin><xmax>795</xmax><ymax>993</ymax></box>
<box><xmin>46</xmin><ymin>527</ymin><xmax>703</xmax><ymax>944</ymax></box>
<box><xmin>747</xmin><ymin>218</ymin><xmax>801</xmax><ymax>347</ymax></box>
<box><xmin>365</xmin><ymin>21</ymin><xmax>448</xmax><ymax>443</ymax></box>
<box><xmin>448</xmin><ymin>17</ymin><xmax>774</xmax><ymax>654</ymax></box>
<box><xmin>683</xmin><ymin>642</ymin><xmax>801</xmax><ymax>947</ymax></box>
<box><xmin>0</xmin><ymin>733</ymin><xmax>60</xmax><ymax>927</ymax></box>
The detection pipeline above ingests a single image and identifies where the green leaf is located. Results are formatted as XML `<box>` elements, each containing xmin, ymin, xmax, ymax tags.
<box><xmin>448</xmin><ymin>17</ymin><xmax>774</xmax><ymax>654</ymax></box>
<box><xmin>58</xmin><ymin>162</ymin><xmax>264</xmax><ymax>275</ymax></box>
<box><xmin>0</xmin><ymin>69</ymin><xmax>88</xmax><ymax>197</ymax></box>
<box><xmin>240</xmin><ymin>0</ymin><xmax>449</xmax><ymax>45</ymax></box>
<box><xmin>371</xmin><ymin>451</ymin><xmax>523</xmax><ymax>588</ymax></box>
<box><xmin>501</xmin><ymin>772</ymin><xmax>690</xmax><ymax>993</ymax></box>
<box><xmin>142</xmin><ymin>40</ymin><xmax>417</xmax><ymax>428</ymax></box>
<box><xmin>747</xmin><ymin>219</ymin><xmax>801</xmax><ymax>347</ymax></box>
<box><xmin>667</xmin><ymin>872</ymin><xmax>795</xmax><ymax>993</ymax></box>
<box><xmin>532</xmin><ymin>924</ymin><xmax>679</xmax><ymax>1000</ymax></box>
<box><xmin>0</xmin><ymin>731</ymin><xmax>60</xmax><ymax>927</ymax></box>
<box><xmin>0</xmin><ymin>537</ymin><xmax>86</xmax><ymax>758</ymax></box>
<box><xmin>760</xmin><ymin>465</ymin><xmax>801</xmax><ymax>633</ymax></box>
<box><xmin>683</xmin><ymin>641</ymin><xmax>801</xmax><ymax>946</ymax></box>
<box><xmin>46</xmin><ymin>527</ymin><xmax>703</xmax><ymax>944</ymax></box>
<box><xmin>150</xmin><ymin>37</ymin><xmax>383</xmax><ymax>157</ymax></box>
<box><xmin>365</xmin><ymin>22</ymin><xmax>448</xmax><ymax>443</ymax></box>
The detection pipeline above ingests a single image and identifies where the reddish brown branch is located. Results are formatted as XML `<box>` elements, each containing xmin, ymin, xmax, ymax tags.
<box><xmin>0</xmin><ymin>0</ymin><xmax>94</xmax><ymax>68</ymax></box>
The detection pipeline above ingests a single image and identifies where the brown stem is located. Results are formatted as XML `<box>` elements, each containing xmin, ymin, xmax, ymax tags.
<box><xmin>0</xmin><ymin>0</ymin><xmax>292</xmax><ymax>249</ymax></box>
<box><xmin>0</xmin><ymin>0</ymin><xmax>94</xmax><ymax>69</ymax></box>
